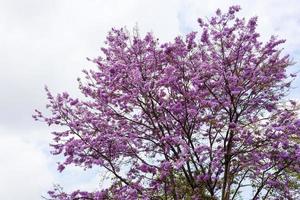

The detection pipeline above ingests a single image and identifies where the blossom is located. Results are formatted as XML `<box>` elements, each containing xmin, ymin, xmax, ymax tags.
<box><xmin>34</xmin><ymin>5</ymin><xmax>300</xmax><ymax>199</ymax></box>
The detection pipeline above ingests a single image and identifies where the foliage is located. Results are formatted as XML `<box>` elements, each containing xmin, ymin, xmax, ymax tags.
<box><xmin>34</xmin><ymin>5</ymin><xmax>300</xmax><ymax>200</ymax></box>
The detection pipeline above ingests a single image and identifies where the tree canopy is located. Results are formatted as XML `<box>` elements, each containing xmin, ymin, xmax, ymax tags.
<box><xmin>34</xmin><ymin>5</ymin><xmax>300</xmax><ymax>200</ymax></box>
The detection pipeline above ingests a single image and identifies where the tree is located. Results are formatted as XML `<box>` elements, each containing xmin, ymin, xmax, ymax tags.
<box><xmin>34</xmin><ymin>5</ymin><xmax>300</xmax><ymax>200</ymax></box>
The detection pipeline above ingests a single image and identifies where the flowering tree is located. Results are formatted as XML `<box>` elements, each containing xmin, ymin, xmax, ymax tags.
<box><xmin>34</xmin><ymin>6</ymin><xmax>300</xmax><ymax>200</ymax></box>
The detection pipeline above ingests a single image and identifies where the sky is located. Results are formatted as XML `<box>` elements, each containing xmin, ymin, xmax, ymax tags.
<box><xmin>1</xmin><ymin>0</ymin><xmax>300</xmax><ymax>199</ymax></box>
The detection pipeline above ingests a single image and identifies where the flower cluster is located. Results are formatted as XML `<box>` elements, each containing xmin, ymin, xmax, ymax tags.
<box><xmin>34</xmin><ymin>5</ymin><xmax>300</xmax><ymax>200</ymax></box>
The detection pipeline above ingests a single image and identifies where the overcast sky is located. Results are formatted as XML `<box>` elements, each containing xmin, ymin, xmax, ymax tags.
<box><xmin>1</xmin><ymin>0</ymin><xmax>300</xmax><ymax>199</ymax></box>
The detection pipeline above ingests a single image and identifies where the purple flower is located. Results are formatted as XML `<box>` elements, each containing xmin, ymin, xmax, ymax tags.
<box><xmin>34</xmin><ymin>5</ymin><xmax>298</xmax><ymax>199</ymax></box>
<box><xmin>229</xmin><ymin>122</ymin><xmax>236</xmax><ymax>129</ymax></box>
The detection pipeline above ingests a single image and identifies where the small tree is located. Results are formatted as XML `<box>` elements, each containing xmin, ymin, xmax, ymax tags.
<box><xmin>34</xmin><ymin>6</ymin><xmax>300</xmax><ymax>200</ymax></box>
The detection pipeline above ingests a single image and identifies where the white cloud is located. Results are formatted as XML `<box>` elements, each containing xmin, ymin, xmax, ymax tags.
<box><xmin>0</xmin><ymin>0</ymin><xmax>182</xmax><ymax>198</ymax></box>
<box><xmin>0</xmin><ymin>0</ymin><xmax>182</xmax><ymax>129</ymax></box>
<box><xmin>55</xmin><ymin>165</ymin><xmax>112</xmax><ymax>193</ymax></box>
<box><xmin>0</xmin><ymin>128</ymin><xmax>53</xmax><ymax>200</ymax></box>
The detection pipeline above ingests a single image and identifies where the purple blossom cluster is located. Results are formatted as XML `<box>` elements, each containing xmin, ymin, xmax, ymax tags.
<box><xmin>34</xmin><ymin>5</ymin><xmax>300</xmax><ymax>200</ymax></box>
